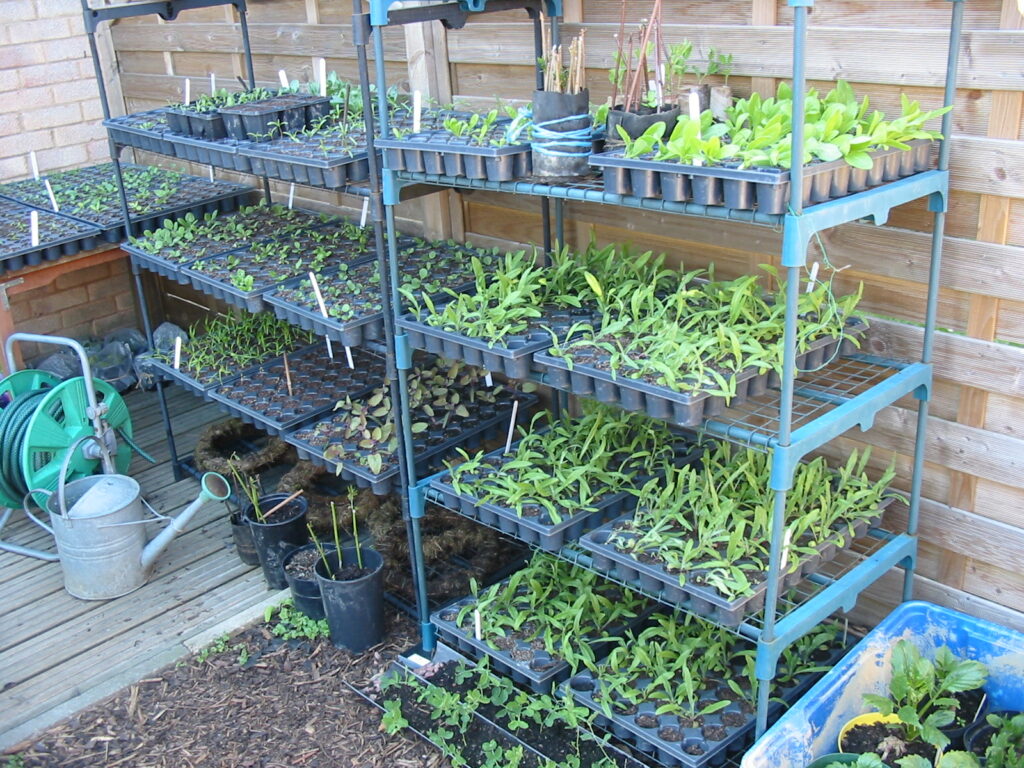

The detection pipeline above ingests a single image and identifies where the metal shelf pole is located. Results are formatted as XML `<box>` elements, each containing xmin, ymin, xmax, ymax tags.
<box><xmin>755</xmin><ymin>0</ymin><xmax>811</xmax><ymax>737</ymax></box>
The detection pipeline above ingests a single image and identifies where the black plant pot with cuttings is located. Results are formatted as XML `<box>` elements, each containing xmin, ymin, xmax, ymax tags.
<box><xmin>283</xmin><ymin>542</ymin><xmax>335</xmax><ymax>620</ymax></box>
<box><xmin>606</xmin><ymin>103</ymin><xmax>680</xmax><ymax>141</ymax></box>
<box><xmin>315</xmin><ymin>546</ymin><xmax>385</xmax><ymax>652</ymax></box>
<box><xmin>244</xmin><ymin>493</ymin><xmax>310</xmax><ymax>589</ymax></box>
<box><xmin>532</xmin><ymin>88</ymin><xmax>592</xmax><ymax>178</ymax></box>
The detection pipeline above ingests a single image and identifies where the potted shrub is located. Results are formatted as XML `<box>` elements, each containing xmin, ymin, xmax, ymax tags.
<box><xmin>840</xmin><ymin>640</ymin><xmax>989</xmax><ymax>759</ymax></box>
<box><xmin>313</xmin><ymin>503</ymin><xmax>384</xmax><ymax>652</ymax></box>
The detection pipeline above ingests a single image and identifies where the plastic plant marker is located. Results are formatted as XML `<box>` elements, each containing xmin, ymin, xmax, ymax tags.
<box><xmin>208</xmin><ymin>166</ymin><xmax>215</xmax><ymax>182</ymax></box>
<box><xmin>345</xmin><ymin>346</ymin><xmax>354</xmax><ymax>368</ymax></box>
<box><xmin>173</xmin><ymin>336</ymin><xmax>182</xmax><ymax>370</ymax></box>
<box><xmin>504</xmin><ymin>399</ymin><xmax>519</xmax><ymax>454</ymax></box>
<box><xmin>360</xmin><ymin>198</ymin><xmax>369</xmax><ymax>227</ymax></box>
<box><xmin>782</xmin><ymin>526</ymin><xmax>793</xmax><ymax>571</ymax></box>
<box><xmin>485</xmin><ymin>372</ymin><xmax>493</xmax><ymax>387</ymax></box>
<box><xmin>317</xmin><ymin>58</ymin><xmax>327</xmax><ymax>97</ymax></box>
<box><xmin>308</xmin><ymin>271</ymin><xmax>337</xmax><ymax>361</ymax></box>
<box><xmin>413</xmin><ymin>90</ymin><xmax>422</xmax><ymax>133</ymax></box>
<box><xmin>30</xmin><ymin>151</ymin><xmax>39</xmax><ymax>180</ymax></box>
<box><xmin>474</xmin><ymin>609</ymin><xmax>482</xmax><ymax>641</ymax></box>
<box><xmin>30</xmin><ymin>211</ymin><xmax>38</xmax><ymax>247</ymax></box>
<box><xmin>278</xmin><ymin>69</ymin><xmax>289</xmax><ymax>89</ymax></box>
<box><xmin>44</xmin><ymin>180</ymin><xmax>58</xmax><ymax>211</ymax></box>
<box><xmin>807</xmin><ymin>261</ymin><xmax>820</xmax><ymax>294</ymax></box>
<box><xmin>288</xmin><ymin>183</ymin><xmax>295</xmax><ymax>209</ymax></box>
<box><xmin>185</xmin><ymin>77</ymin><xmax>190</xmax><ymax>105</ymax></box>
<box><xmin>210</xmin><ymin>72</ymin><xmax>215</xmax><ymax>94</ymax></box>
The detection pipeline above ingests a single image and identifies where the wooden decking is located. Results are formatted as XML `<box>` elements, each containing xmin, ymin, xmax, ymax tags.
<box><xmin>0</xmin><ymin>386</ymin><xmax>277</xmax><ymax>749</ymax></box>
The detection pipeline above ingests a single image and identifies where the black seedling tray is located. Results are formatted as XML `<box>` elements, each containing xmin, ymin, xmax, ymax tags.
<box><xmin>103</xmin><ymin>109</ymin><xmax>178</xmax><ymax>157</ymax></box>
<box><xmin>398</xmin><ymin>305</ymin><xmax>602</xmax><ymax>380</ymax></box>
<box><xmin>534</xmin><ymin>321</ymin><xmax>866</xmax><ymax>428</ymax></box>
<box><xmin>165</xmin><ymin>106</ymin><xmax>227</xmax><ymax>141</ymax></box>
<box><xmin>286</xmin><ymin>391</ymin><xmax>534</xmax><ymax>496</ymax></box>
<box><xmin>245</xmin><ymin>144</ymin><xmax>371</xmax><ymax>190</ymax></box>
<box><xmin>210</xmin><ymin>345</ymin><xmax>386</xmax><ymax>436</ymax></box>
<box><xmin>579</xmin><ymin>502</ymin><xmax>891</xmax><ymax>627</ymax></box>
<box><xmin>170</xmin><ymin>133</ymin><xmax>252</xmax><ymax>173</ymax></box>
<box><xmin>564</xmin><ymin>641</ymin><xmax>850</xmax><ymax>768</ymax></box>
<box><xmin>265</xmin><ymin>269</ymin><xmax>388</xmax><ymax>347</ymax></box>
<box><xmin>430</xmin><ymin>437</ymin><xmax>701</xmax><ymax>553</ymax></box>
<box><xmin>0</xmin><ymin>199</ymin><xmax>101</xmax><ymax>273</ymax></box>
<box><xmin>590</xmin><ymin>140</ymin><xmax>933</xmax><ymax>214</ymax></box>
<box><xmin>378</xmin><ymin>129</ymin><xmax>531</xmax><ymax>182</ymax></box>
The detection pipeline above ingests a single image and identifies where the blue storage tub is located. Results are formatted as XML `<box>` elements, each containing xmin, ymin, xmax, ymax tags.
<box><xmin>742</xmin><ymin>600</ymin><xmax>1024</xmax><ymax>768</ymax></box>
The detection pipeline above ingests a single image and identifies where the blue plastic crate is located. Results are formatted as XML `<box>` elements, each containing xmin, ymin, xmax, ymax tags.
<box><xmin>743</xmin><ymin>600</ymin><xmax>1024</xmax><ymax>768</ymax></box>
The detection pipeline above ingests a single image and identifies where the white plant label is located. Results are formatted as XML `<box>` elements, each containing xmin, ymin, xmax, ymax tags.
<box><xmin>318</xmin><ymin>58</ymin><xmax>327</xmax><ymax>97</ymax></box>
<box><xmin>208</xmin><ymin>166</ymin><xmax>215</xmax><ymax>182</ymax></box>
<box><xmin>407</xmin><ymin>653</ymin><xmax>429</xmax><ymax>667</ymax></box>
<box><xmin>29</xmin><ymin>211</ymin><xmax>38</xmax><ymax>247</ymax></box>
<box><xmin>484</xmin><ymin>371</ymin><xmax>493</xmax><ymax>388</ymax></box>
<box><xmin>184</xmin><ymin>77</ymin><xmax>190</xmax><ymax>105</ymax></box>
<box><xmin>308</xmin><ymin>271</ymin><xmax>336</xmax><ymax>361</ymax></box>
<box><xmin>360</xmin><ymin>198</ymin><xmax>369</xmax><ymax>228</ymax></box>
<box><xmin>210</xmin><ymin>72</ymin><xmax>216</xmax><ymax>94</ymax></box>
<box><xmin>173</xmin><ymin>336</ymin><xmax>182</xmax><ymax>370</ymax></box>
<box><xmin>278</xmin><ymin>69</ymin><xmax>289</xmax><ymax>89</ymax></box>
<box><xmin>44</xmin><ymin>180</ymin><xmax>58</xmax><ymax>211</ymax></box>
<box><xmin>504</xmin><ymin>399</ymin><xmax>520</xmax><ymax>454</ymax></box>
<box><xmin>29</xmin><ymin>151</ymin><xmax>39</xmax><ymax>180</ymax></box>
<box><xmin>474</xmin><ymin>609</ymin><xmax>482</xmax><ymax>641</ymax></box>
<box><xmin>781</xmin><ymin>526</ymin><xmax>793</xmax><ymax>571</ymax></box>
<box><xmin>324</xmin><ymin>337</ymin><xmax>335</xmax><ymax>360</ymax></box>
<box><xmin>413</xmin><ymin>90</ymin><xmax>422</xmax><ymax>134</ymax></box>
<box><xmin>345</xmin><ymin>345</ymin><xmax>354</xmax><ymax>369</ymax></box>
<box><xmin>287</xmin><ymin>183</ymin><xmax>295</xmax><ymax>210</ymax></box>
<box><xmin>806</xmin><ymin>261</ymin><xmax>820</xmax><ymax>293</ymax></box>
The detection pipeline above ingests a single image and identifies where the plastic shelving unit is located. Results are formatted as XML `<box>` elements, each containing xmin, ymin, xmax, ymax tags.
<box><xmin>364</xmin><ymin>0</ymin><xmax>966</xmax><ymax>743</ymax></box>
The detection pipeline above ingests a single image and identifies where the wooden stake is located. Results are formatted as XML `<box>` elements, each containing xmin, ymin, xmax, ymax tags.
<box><xmin>283</xmin><ymin>352</ymin><xmax>293</xmax><ymax>397</ymax></box>
<box><xmin>264</xmin><ymin>489</ymin><xmax>304</xmax><ymax>519</ymax></box>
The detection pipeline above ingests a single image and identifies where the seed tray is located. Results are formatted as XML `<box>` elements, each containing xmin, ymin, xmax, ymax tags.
<box><xmin>534</xmin><ymin>320</ymin><xmax>866</xmax><ymax>428</ymax></box>
<box><xmin>219</xmin><ymin>94</ymin><xmax>329</xmax><ymax>142</ymax></box>
<box><xmin>170</xmin><ymin>133</ymin><xmax>252</xmax><ymax>173</ymax></box>
<box><xmin>429</xmin><ymin>436</ymin><xmax>701</xmax><ymax>552</ymax></box>
<box><xmin>590</xmin><ymin>140</ymin><xmax>933</xmax><ymax>214</ymax></box>
<box><xmin>578</xmin><ymin>501</ymin><xmax>891</xmax><ymax>627</ymax></box>
<box><xmin>103</xmin><ymin>109</ymin><xmax>178</xmax><ymax>156</ymax></box>
<box><xmin>166</xmin><ymin>106</ymin><xmax>227</xmax><ymax>141</ymax></box>
<box><xmin>286</xmin><ymin>391</ymin><xmax>534</xmax><ymax>496</ymax></box>
<box><xmin>398</xmin><ymin>305</ymin><xmax>602</xmax><ymax>380</ymax></box>
<box><xmin>209</xmin><ymin>345</ymin><xmax>387</xmax><ymax>436</ymax></box>
<box><xmin>0</xmin><ymin>199</ymin><xmax>101</xmax><ymax>273</ymax></box>
<box><xmin>244</xmin><ymin>142</ymin><xmax>371</xmax><ymax>190</ymax></box>
<box><xmin>378</xmin><ymin>129</ymin><xmax>531</xmax><ymax>182</ymax></box>
<box><xmin>564</xmin><ymin>641</ymin><xmax>849</xmax><ymax>768</ymax></box>
<box><xmin>431</xmin><ymin>587</ymin><xmax>654</xmax><ymax>695</ymax></box>
<box><xmin>0</xmin><ymin>163</ymin><xmax>254</xmax><ymax>241</ymax></box>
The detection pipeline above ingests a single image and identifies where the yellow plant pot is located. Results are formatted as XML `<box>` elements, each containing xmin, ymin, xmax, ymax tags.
<box><xmin>838</xmin><ymin>712</ymin><xmax>902</xmax><ymax>753</ymax></box>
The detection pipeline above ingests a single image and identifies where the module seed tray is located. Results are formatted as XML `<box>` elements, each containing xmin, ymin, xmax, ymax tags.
<box><xmin>244</xmin><ymin>145</ymin><xmax>371</xmax><ymax>190</ymax></box>
<box><xmin>589</xmin><ymin>141</ymin><xmax>933</xmax><ymax>214</ymax></box>
<box><xmin>398</xmin><ymin>306</ymin><xmax>602</xmax><ymax>380</ymax></box>
<box><xmin>430</xmin><ymin>437</ymin><xmax>701</xmax><ymax>552</ymax></box>
<box><xmin>286</xmin><ymin>391</ymin><xmax>535</xmax><ymax>496</ymax></box>
<box><xmin>579</xmin><ymin>504</ymin><xmax>890</xmax><ymax>627</ymax></box>
<box><xmin>103</xmin><ymin>109</ymin><xmax>178</xmax><ymax>157</ymax></box>
<box><xmin>171</xmin><ymin>133</ymin><xmax>252</xmax><ymax>173</ymax></box>
<box><xmin>431</xmin><ymin>590</ymin><xmax>654</xmax><ymax>695</ymax></box>
<box><xmin>209</xmin><ymin>345</ymin><xmax>386</xmax><ymax>436</ymax></box>
<box><xmin>534</xmin><ymin>322</ymin><xmax>866</xmax><ymax>429</ymax></box>
<box><xmin>378</xmin><ymin>130</ymin><xmax>531</xmax><ymax>182</ymax></box>
<box><xmin>0</xmin><ymin>199</ymin><xmax>101</xmax><ymax>273</ymax></box>
<box><xmin>565</xmin><ymin>642</ymin><xmax>849</xmax><ymax>768</ymax></box>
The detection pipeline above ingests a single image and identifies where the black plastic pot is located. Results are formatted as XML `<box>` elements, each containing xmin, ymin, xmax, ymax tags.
<box><xmin>244</xmin><ymin>493</ymin><xmax>309</xmax><ymax>589</ymax></box>
<box><xmin>283</xmin><ymin>543</ymin><xmax>333</xmax><ymax>620</ymax></box>
<box><xmin>532</xmin><ymin>88</ymin><xmax>591</xmax><ymax>178</ymax></box>
<box><xmin>230</xmin><ymin>510</ymin><xmax>260</xmax><ymax>566</ymax></box>
<box><xmin>606</xmin><ymin>104</ymin><xmax>680</xmax><ymax>141</ymax></box>
<box><xmin>314</xmin><ymin>547</ymin><xmax>384</xmax><ymax>652</ymax></box>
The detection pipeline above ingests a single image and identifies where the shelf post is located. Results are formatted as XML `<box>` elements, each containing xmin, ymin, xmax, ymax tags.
<box><xmin>755</xmin><ymin>0</ymin><xmax>812</xmax><ymax>738</ymax></box>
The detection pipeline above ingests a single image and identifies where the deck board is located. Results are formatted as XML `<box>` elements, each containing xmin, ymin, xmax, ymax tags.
<box><xmin>0</xmin><ymin>385</ymin><xmax>276</xmax><ymax>748</ymax></box>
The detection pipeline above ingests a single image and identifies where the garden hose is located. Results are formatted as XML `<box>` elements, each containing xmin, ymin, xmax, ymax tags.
<box><xmin>116</xmin><ymin>428</ymin><xmax>156</xmax><ymax>465</ymax></box>
<box><xmin>0</xmin><ymin>388</ymin><xmax>51</xmax><ymax>502</ymax></box>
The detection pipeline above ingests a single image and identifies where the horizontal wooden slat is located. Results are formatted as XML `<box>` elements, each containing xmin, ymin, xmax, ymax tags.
<box><xmin>447</xmin><ymin>24</ymin><xmax>1024</xmax><ymax>91</ymax></box>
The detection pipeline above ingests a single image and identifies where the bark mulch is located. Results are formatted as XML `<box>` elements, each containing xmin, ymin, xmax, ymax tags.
<box><xmin>3</xmin><ymin>609</ymin><xmax>450</xmax><ymax>768</ymax></box>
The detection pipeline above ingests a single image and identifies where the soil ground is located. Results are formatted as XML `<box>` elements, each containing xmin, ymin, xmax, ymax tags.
<box><xmin>3</xmin><ymin>608</ymin><xmax>450</xmax><ymax>768</ymax></box>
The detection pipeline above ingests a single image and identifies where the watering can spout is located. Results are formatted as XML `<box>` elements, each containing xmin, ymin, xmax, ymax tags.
<box><xmin>140</xmin><ymin>472</ymin><xmax>231</xmax><ymax>570</ymax></box>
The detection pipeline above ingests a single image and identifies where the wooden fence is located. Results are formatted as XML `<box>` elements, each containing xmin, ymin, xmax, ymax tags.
<box><xmin>107</xmin><ymin>0</ymin><xmax>1024</xmax><ymax>630</ymax></box>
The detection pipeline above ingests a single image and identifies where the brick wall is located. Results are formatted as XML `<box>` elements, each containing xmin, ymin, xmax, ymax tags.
<box><xmin>0</xmin><ymin>0</ymin><xmax>108</xmax><ymax>182</ymax></box>
<box><xmin>9</xmin><ymin>254</ymin><xmax>137</xmax><ymax>364</ymax></box>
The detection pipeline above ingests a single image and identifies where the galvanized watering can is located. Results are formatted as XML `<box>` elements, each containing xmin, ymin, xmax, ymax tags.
<box><xmin>44</xmin><ymin>467</ymin><xmax>230</xmax><ymax>600</ymax></box>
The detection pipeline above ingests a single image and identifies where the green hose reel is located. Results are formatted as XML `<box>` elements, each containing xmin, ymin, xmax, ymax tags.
<box><xmin>0</xmin><ymin>370</ymin><xmax>133</xmax><ymax>508</ymax></box>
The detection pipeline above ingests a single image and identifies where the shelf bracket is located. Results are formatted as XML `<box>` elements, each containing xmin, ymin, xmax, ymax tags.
<box><xmin>780</xmin><ymin>170</ymin><xmax>950</xmax><ymax>268</ymax></box>
<box><xmin>408</xmin><ymin>481</ymin><xmax>428</xmax><ymax>519</ymax></box>
<box><xmin>754</xmin><ymin>533</ymin><xmax>917</xmax><ymax>678</ymax></box>
<box><xmin>394</xmin><ymin>333</ymin><xmax>413</xmax><ymax>371</ymax></box>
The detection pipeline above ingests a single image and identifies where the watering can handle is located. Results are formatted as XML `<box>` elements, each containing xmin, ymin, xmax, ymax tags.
<box><xmin>55</xmin><ymin>434</ymin><xmax>103</xmax><ymax>518</ymax></box>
